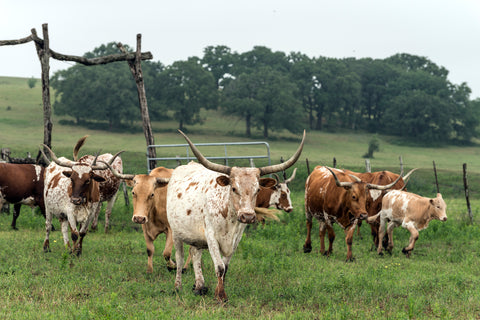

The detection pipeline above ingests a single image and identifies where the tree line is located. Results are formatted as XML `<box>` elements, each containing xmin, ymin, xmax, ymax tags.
<box><xmin>50</xmin><ymin>43</ymin><xmax>480</xmax><ymax>143</ymax></box>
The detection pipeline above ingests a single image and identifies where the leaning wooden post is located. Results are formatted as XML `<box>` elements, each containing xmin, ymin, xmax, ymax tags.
<box><xmin>365</xmin><ymin>159</ymin><xmax>371</xmax><ymax>172</ymax></box>
<box><xmin>117</xmin><ymin>34</ymin><xmax>156</xmax><ymax>170</ymax></box>
<box><xmin>306</xmin><ymin>158</ymin><xmax>311</xmax><ymax>175</ymax></box>
<box><xmin>399</xmin><ymin>156</ymin><xmax>404</xmax><ymax>172</ymax></box>
<box><xmin>280</xmin><ymin>156</ymin><xmax>287</xmax><ymax>180</ymax></box>
<box><xmin>333</xmin><ymin>157</ymin><xmax>336</xmax><ymax>168</ymax></box>
<box><xmin>463</xmin><ymin>163</ymin><xmax>473</xmax><ymax>224</ymax></box>
<box><xmin>433</xmin><ymin>161</ymin><xmax>440</xmax><ymax>193</ymax></box>
<box><xmin>32</xmin><ymin>24</ymin><xmax>53</xmax><ymax>155</ymax></box>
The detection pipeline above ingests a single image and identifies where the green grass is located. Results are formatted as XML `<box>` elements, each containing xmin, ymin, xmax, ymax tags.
<box><xmin>2</xmin><ymin>76</ymin><xmax>480</xmax><ymax>319</ymax></box>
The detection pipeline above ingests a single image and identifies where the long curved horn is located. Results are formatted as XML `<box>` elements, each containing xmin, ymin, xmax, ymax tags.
<box><xmin>272</xmin><ymin>173</ymin><xmax>281</xmax><ymax>184</ymax></box>
<box><xmin>401</xmin><ymin>168</ymin><xmax>418</xmax><ymax>190</ymax></box>
<box><xmin>326</xmin><ymin>167</ymin><xmax>354</xmax><ymax>188</ymax></box>
<box><xmin>98</xmin><ymin>159</ymin><xmax>135</xmax><ymax>180</ymax></box>
<box><xmin>259</xmin><ymin>130</ymin><xmax>306</xmax><ymax>176</ymax></box>
<box><xmin>41</xmin><ymin>144</ymin><xmax>75</xmax><ymax>168</ymax></box>
<box><xmin>91</xmin><ymin>151</ymin><xmax>124</xmax><ymax>170</ymax></box>
<box><xmin>39</xmin><ymin>148</ymin><xmax>51</xmax><ymax>165</ymax></box>
<box><xmin>73</xmin><ymin>135</ymin><xmax>89</xmax><ymax>161</ymax></box>
<box><xmin>178</xmin><ymin>130</ymin><xmax>231</xmax><ymax>175</ymax></box>
<box><xmin>367</xmin><ymin>168</ymin><xmax>404</xmax><ymax>190</ymax></box>
<box><xmin>285</xmin><ymin>168</ymin><xmax>297</xmax><ymax>184</ymax></box>
<box><xmin>348</xmin><ymin>174</ymin><xmax>362</xmax><ymax>182</ymax></box>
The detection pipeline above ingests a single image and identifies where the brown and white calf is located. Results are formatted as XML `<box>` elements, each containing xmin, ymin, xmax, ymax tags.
<box><xmin>42</xmin><ymin>145</ymin><xmax>118</xmax><ymax>255</ymax></box>
<box><xmin>0</xmin><ymin>163</ymin><xmax>46</xmax><ymax>229</ymax></box>
<box><xmin>367</xmin><ymin>190</ymin><xmax>447</xmax><ymax>257</ymax></box>
<box><xmin>101</xmin><ymin>162</ymin><xmax>175</xmax><ymax>273</ymax></box>
<box><xmin>167</xmin><ymin>130</ymin><xmax>305</xmax><ymax>302</ymax></box>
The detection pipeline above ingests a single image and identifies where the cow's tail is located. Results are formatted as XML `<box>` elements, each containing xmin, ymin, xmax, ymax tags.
<box><xmin>366</xmin><ymin>212</ymin><xmax>381</xmax><ymax>224</ymax></box>
<box><xmin>73</xmin><ymin>135</ymin><xmax>89</xmax><ymax>161</ymax></box>
<box><xmin>255</xmin><ymin>207</ymin><xmax>281</xmax><ymax>221</ymax></box>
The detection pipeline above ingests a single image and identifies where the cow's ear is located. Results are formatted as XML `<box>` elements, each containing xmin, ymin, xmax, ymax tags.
<box><xmin>62</xmin><ymin>171</ymin><xmax>72</xmax><ymax>178</ymax></box>
<box><xmin>216</xmin><ymin>175</ymin><xmax>230</xmax><ymax>186</ymax></box>
<box><xmin>92</xmin><ymin>174</ymin><xmax>106</xmax><ymax>183</ymax></box>
<box><xmin>429</xmin><ymin>199</ymin><xmax>434</xmax><ymax>205</ymax></box>
<box><xmin>260</xmin><ymin>177</ymin><xmax>276</xmax><ymax>188</ymax></box>
<box><xmin>155</xmin><ymin>178</ymin><xmax>169</xmax><ymax>188</ymax></box>
<box><xmin>126</xmin><ymin>180</ymin><xmax>134</xmax><ymax>187</ymax></box>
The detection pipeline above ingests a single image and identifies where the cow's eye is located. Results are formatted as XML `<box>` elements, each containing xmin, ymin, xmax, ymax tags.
<box><xmin>352</xmin><ymin>195</ymin><xmax>357</xmax><ymax>200</ymax></box>
<box><xmin>150</xmin><ymin>193</ymin><xmax>155</xmax><ymax>198</ymax></box>
<box><xmin>232</xmin><ymin>187</ymin><xmax>237</xmax><ymax>193</ymax></box>
<box><xmin>131</xmin><ymin>191</ymin><xmax>135</xmax><ymax>196</ymax></box>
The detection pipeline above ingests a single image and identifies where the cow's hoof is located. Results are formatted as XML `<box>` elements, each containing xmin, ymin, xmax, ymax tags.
<box><xmin>378</xmin><ymin>251</ymin><xmax>384</xmax><ymax>256</ymax></box>
<box><xmin>192</xmin><ymin>284</ymin><xmax>208</xmax><ymax>296</ymax></box>
<box><xmin>11</xmin><ymin>226</ymin><xmax>18</xmax><ymax>231</ymax></box>
<box><xmin>43</xmin><ymin>247</ymin><xmax>51</xmax><ymax>253</ymax></box>
<box><xmin>303</xmin><ymin>245</ymin><xmax>312</xmax><ymax>253</ymax></box>
<box><xmin>167</xmin><ymin>265</ymin><xmax>176</xmax><ymax>272</ymax></box>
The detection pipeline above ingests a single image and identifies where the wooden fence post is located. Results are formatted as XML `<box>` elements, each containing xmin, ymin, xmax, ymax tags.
<box><xmin>333</xmin><ymin>157</ymin><xmax>336</xmax><ymax>168</ymax></box>
<box><xmin>365</xmin><ymin>159</ymin><xmax>371</xmax><ymax>172</ymax></box>
<box><xmin>463</xmin><ymin>163</ymin><xmax>473</xmax><ymax>224</ymax></box>
<box><xmin>433</xmin><ymin>161</ymin><xmax>440</xmax><ymax>193</ymax></box>
<box><xmin>306</xmin><ymin>158</ymin><xmax>311</xmax><ymax>175</ymax></box>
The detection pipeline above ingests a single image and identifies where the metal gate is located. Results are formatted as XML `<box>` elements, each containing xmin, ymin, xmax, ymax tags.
<box><xmin>146</xmin><ymin>141</ymin><xmax>271</xmax><ymax>173</ymax></box>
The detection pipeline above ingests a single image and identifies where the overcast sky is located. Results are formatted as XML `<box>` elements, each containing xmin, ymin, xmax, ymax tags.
<box><xmin>1</xmin><ymin>0</ymin><xmax>479</xmax><ymax>99</ymax></box>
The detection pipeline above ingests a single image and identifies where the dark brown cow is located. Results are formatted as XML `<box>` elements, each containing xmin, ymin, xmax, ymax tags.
<box><xmin>304</xmin><ymin>166</ymin><xmax>401</xmax><ymax>261</ymax></box>
<box><xmin>346</xmin><ymin>169</ymin><xmax>416</xmax><ymax>248</ymax></box>
<box><xmin>0</xmin><ymin>163</ymin><xmax>46</xmax><ymax>229</ymax></box>
<box><xmin>101</xmin><ymin>162</ymin><xmax>176</xmax><ymax>273</ymax></box>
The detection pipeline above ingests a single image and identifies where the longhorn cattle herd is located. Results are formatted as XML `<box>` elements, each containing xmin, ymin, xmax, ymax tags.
<box><xmin>0</xmin><ymin>131</ymin><xmax>448</xmax><ymax>302</ymax></box>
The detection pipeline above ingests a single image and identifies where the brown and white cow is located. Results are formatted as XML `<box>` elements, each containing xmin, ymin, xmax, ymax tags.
<box><xmin>70</xmin><ymin>136</ymin><xmax>123</xmax><ymax>232</ymax></box>
<box><xmin>42</xmin><ymin>145</ymin><xmax>119</xmax><ymax>255</ymax></box>
<box><xmin>100</xmin><ymin>162</ymin><xmax>175</xmax><ymax>273</ymax></box>
<box><xmin>0</xmin><ymin>163</ymin><xmax>46</xmax><ymax>229</ymax></box>
<box><xmin>167</xmin><ymin>130</ymin><xmax>305</xmax><ymax>302</ymax></box>
<box><xmin>367</xmin><ymin>190</ymin><xmax>447</xmax><ymax>257</ymax></box>
<box><xmin>256</xmin><ymin>169</ymin><xmax>297</xmax><ymax>214</ymax></box>
<box><xmin>303</xmin><ymin>166</ymin><xmax>402</xmax><ymax>261</ymax></box>
<box><xmin>346</xmin><ymin>168</ymin><xmax>417</xmax><ymax>248</ymax></box>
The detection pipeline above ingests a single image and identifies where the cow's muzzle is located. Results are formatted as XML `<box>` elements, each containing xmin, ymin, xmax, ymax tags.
<box><xmin>70</xmin><ymin>197</ymin><xmax>85</xmax><ymax>205</ymax></box>
<box><xmin>441</xmin><ymin>217</ymin><xmax>447</xmax><ymax>222</ymax></box>
<box><xmin>359</xmin><ymin>213</ymin><xmax>368</xmax><ymax>220</ymax></box>
<box><xmin>238</xmin><ymin>213</ymin><xmax>256</xmax><ymax>224</ymax></box>
<box><xmin>132</xmin><ymin>215</ymin><xmax>148</xmax><ymax>224</ymax></box>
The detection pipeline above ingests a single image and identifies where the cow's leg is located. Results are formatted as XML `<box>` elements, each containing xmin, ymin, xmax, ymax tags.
<box><xmin>163</xmin><ymin>228</ymin><xmax>176</xmax><ymax>271</ymax></box>
<box><xmin>402</xmin><ymin>222</ymin><xmax>419</xmax><ymax>258</ymax></box>
<box><xmin>11</xmin><ymin>203</ymin><xmax>22</xmax><ymax>230</ymax></box>
<box><xmin>60</xmin><ymin>218</ymin><xmax>71</xmax><ymax>250</ymax></box>
<box><xmin>345</xmin><ymin>220</ymin><xmax>358</xmax><ymax>262</ymax></box>
<box><xmin>376</xmin><ymin>212</ymin><xmax>387</xmax><ymax>255</ymax></box>
<box><xmin>104</xmin><ymin>194</ymin><xmax>117</xmax><ymax>233</ymax></box>
<box><xmin>143</xmin><ymin>230</ymin><xmax>156</xmax><ymax>274</ymax></box>
<box><xmin>318</xmin><ymin>221</ymin><xmax>326</xmax><ymax>255</ymax></box>
<box><xmin>43</xmin><ymin>210</ymin><xmax>53</xmax><ymax>252</ymax></box>
<box><xmin>89</xmin><ymin>203</ymin><xmax>102</xmax><ymax>232</ymax></box>
<box><xmin>173</xmin><ymin>237</ymin><xmax>185</xmax><ymax>293</ymax></box>
<box><xmin>370</xmin><ymin>220</ymin><xmax>380</xmax><ymax>250</ymax></box>
<box><xmin>325</xmin><ymin>222</ymin><xmax>335</xmax><ymax>256</ymax></box>
<box><xmin>183</xmin><ymin>246</ymin><xmax>193</xmax><ymax>272</ymax></box>
<box><xmin>356</xmin><ymin>220</ymin><xmax>363</xmax><ymax>239</ymax></box>
<box><xmin>204</xmin><ymin>232</ymin><xmax>228</xmax><ymax>302</ymax></box>
<box><xmin>303</xmin><ymin>216</ymin><xmax>313</xmax><ymax>253</ymax></box>
<box><xmin>190</xmin><ymin>246</ymin><xmax>207</xmax><ymax>296</ymax></box>
<box><xmin>386</xmin><ymin>222</ymin><xmax>397</xmax><ymax>253</ymax></box>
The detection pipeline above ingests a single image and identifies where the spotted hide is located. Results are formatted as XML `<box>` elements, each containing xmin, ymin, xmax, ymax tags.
<box><xmin>167</xmin><ymin>130</ymin><xmax>305</xmax><ymax>302</ymax></box>
<box><xmin>367</xmin><ymin>190</ymin><xmax>447</xmax><ymax>257</ymax></box>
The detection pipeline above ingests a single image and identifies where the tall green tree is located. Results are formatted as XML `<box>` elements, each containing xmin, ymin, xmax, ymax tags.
<box><xmin>222</xmin><ymin>66</ymin><xmax>302</xmax><ymax>138</ymax></box>
<box><xmin>158</xmin><ymin>57</ymin><xmax>219</xmax><ymax>131</ymax></box>
<box><xmin>51</xmin><ymin>43</ymin><xmax>138</xmax><ymax>130</ymax></box>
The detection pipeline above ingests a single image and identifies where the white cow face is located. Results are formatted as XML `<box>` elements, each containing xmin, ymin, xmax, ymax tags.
<box><xmin>216</xmin><ymin>167</ymin><xmax>276</xmax><ymax>224</ymax></box>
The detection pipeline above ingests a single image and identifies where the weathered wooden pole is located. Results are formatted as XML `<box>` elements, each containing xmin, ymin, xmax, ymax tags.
<box><xmin>333</xmin><ymin>157</ymin><xmax>336</xmax><ymax>168</ymax></box>
<box><xmin>365</xmin><ymin>159</ymin><xmax>371</xmax><ymax>172</ymax></box>
<box><xmin>31</xmin><ymin>24</ymin><xmax>53</xmax><ymax>155</ymax></box>
<box><xmin>306</xmin><ymin>158</ymin><xmax>311</xmax><ymax>175</ymax></box>
<box><xmin>433</xmin><ymin>160</ymin><xmax>440</xmax><ymax>193</ymax></box>
<box><xmin>117</xmin><ymin>34</ymin><xmax>156</xmax><ymax>170</ymax></box>
<box><xmin>463</xmin><ymin>163</ymin><xmax>473</xmax><ymax>224</ymax></box>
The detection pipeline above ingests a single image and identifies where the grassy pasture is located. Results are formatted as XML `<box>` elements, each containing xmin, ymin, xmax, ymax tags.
<box><xmin>1</xmin><ymin>76</ymin><xmax>480</xmax><ymax>319</ymax></box>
